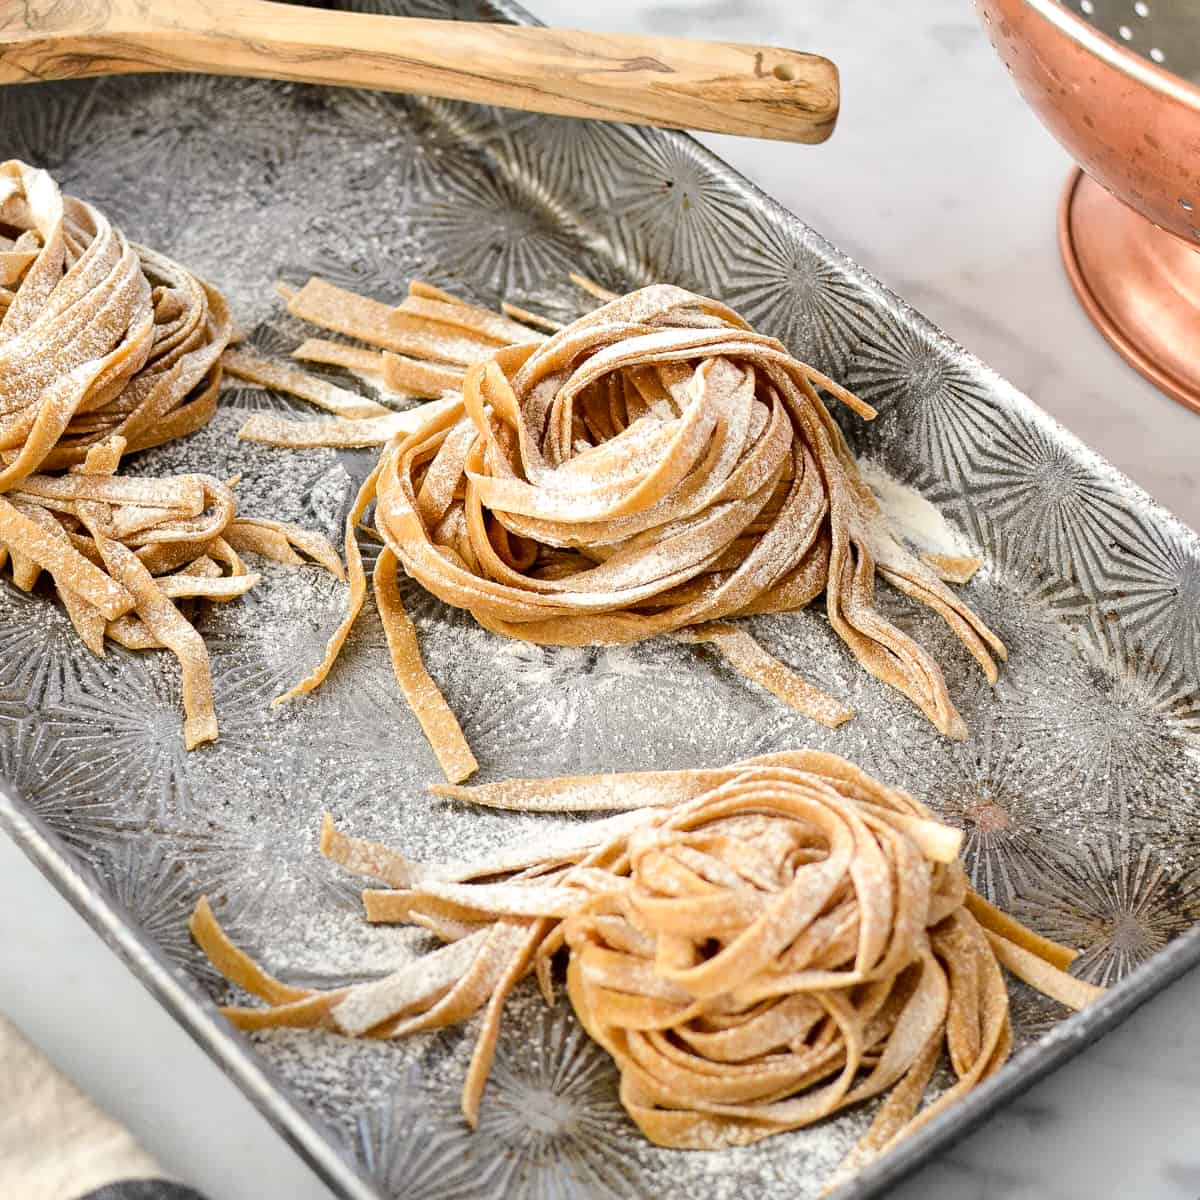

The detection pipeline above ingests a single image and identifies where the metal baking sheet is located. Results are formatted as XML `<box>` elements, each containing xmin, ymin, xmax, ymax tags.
<box><xmin>2</xmin><ymin>2</ymin><xmax>1199</xmax><ymax>1197</ymax></box>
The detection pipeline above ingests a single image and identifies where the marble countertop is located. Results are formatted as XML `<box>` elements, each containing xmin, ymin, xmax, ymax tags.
<box><xmin>3</xmin><ymin>2</ymin><xmax>1199</xmax><ymax>1198</ymax></box>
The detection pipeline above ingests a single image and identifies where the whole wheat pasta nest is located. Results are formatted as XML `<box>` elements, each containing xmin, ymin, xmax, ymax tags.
<box><xmin>237</xmin><ymin>278</ymin><xmax>1005</xmax><ymax>780</ymax></box>
<box><xmin>0</xmin><ymin>161</ymin><xmax>340</xmax><ymax>745</ymax></box>
<box><xmin>193</xmin><ymin>750</ymin><xmax>1101</xmax><ymax>1187</ymax></box>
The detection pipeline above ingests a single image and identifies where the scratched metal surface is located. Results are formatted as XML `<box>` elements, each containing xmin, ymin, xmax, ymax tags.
<box><xmin>2</xmin><ymin>2</ymin><xmax>1200</xmax><ymax>1198</ymax></box>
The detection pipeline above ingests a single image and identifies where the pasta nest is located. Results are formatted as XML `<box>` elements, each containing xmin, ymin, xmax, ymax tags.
<box><xmin>193</xmin><ymin>750</ymin><xmax>1102</xmax><ymax>1180</ymax></box>
<box><xmin>0</xmin><ymin>161</ymin><xmax>339</xmax><ymax>746</ymax></box>
<box><xmin>561</xmin><ymin>757</ymin><xmax>1005</xmax><ymax>1153</ymax></box>
<box><xmin>374</xmin><ymin>285</ymin><xmax>1005</xmax><ymax>745</ymax></box>
<box><xmin>0</xmin><ymin>159</ymin><xmax>231</xmax><ymax>479</ymax></box>
<box><xmin>233</xmin><ymin>277</ymin><xmax>1005</xmax><ymax>781</ymax></box>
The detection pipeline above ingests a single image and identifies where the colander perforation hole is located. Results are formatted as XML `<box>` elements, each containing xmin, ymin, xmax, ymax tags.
<box><xmin>1068</xmin><ymin>0</ymin><xmax>1198</xmax><ymax>79</ymax></box>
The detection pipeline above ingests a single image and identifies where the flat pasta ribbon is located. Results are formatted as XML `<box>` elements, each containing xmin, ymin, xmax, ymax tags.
<box><xmin>192</xmin><ymin>749</ymin><xmax>1103</xmax><ymax>1189</ymax></box>
<box><xmin>239</xmin><ymin>277</ymin><xmax>1004</xmax><ymax>780</ymax></box>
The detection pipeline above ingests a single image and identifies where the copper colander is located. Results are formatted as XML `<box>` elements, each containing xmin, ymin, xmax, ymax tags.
<box><xmin>976</xmin><ymin>0</ymin><xmax>1200</xmax><ymax>414</ymax></box>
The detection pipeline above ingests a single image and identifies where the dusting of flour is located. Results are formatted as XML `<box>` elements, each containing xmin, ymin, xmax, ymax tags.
<box><xmin>858</xmin><ymin>459</ymin><xmax>974</xmax><ymax>557</ymax></box>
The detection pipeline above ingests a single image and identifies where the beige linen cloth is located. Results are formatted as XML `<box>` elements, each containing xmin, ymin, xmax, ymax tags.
<box><xmin>0</xmin><ymin>1014</ymin><xmax>162</xmax><ymax>1199</ymax></box>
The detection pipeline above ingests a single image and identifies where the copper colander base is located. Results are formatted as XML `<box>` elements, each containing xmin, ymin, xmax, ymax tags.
<box><xmin>1060</xmin><ymin>168</ymin><xmax>1200</xmax><ymax>416</ymax></box>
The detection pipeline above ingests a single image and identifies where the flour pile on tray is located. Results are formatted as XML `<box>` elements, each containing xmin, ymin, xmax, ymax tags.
<box><xmin>0</xmin><ymin>161</ymin><xmax>340</xmax><ymax>746</ymax></box>
<box><xmin>192</xmin><ymin>751</ymin><xmax>1101</xmax><ymax>1187</ymax></box>
<box><xmin>233</xmin><ymin>273</ymin><xmax>1001</xmax><ymax>780</ymax></box>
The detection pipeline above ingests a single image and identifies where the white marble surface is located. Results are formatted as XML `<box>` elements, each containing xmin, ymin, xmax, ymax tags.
<box><xmin>3</xmin><ymin>2</ymin><xmax>1200</xmax><ymax>1198</ymax></box>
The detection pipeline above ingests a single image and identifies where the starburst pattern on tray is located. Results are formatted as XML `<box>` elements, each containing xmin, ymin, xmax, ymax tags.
<box><xmin>89</xmin><ymin>76</ymin><xmax>299</xmax><ymax>227</ymax></box>
<box><xmin>1016</xmin><ymin>840</ymin><xmax>1200</xmax><ymax>986</ymax></box>
<box><xmin>1006</xmin><ymin>980</ymin><xmax>1076</xmax><ymax>1050</ymax></box>
<box><xmin>46</xmin><ymin>650</ymin><xmax>194</xmax><ymax>826</ymax></box>
<box><xmin>844</xmin><ymin>310</ymin><xmax>1010</xmax><ymax>516</ymax></box>
<box><xmin>0</xmin><ymin>581</ymin><xmax>100</xmax><ymax>706</ymax></box>
<box><xmin>502</xmin><ymin>115</ymin><xmax>644</xmax><ymax>211</ymax></box>
<box><xmin>202</xmin><ymin>565</ymin><xmax>353</xmax><ymax>699</ymax></box>
<box><xmin>937</xmin><ymin>730</ymin><xmax>1077</xmax><ymax>910</ymax></box>
<box><xmin>414</xmin><ymin>163</ymin><xmax>582</xmax><ymax>295</ymax></box>
<box><xmin>974</xmin><ymin>420</ymin><xmax>1144</xmax><ymax>596</ymax></box>
<box><xmin>0</xmin><ymin>714</ymin><xmax>138</xmax><ymax>857</ymax></box>
<box><xmin>722</xmin><ymin>223</ymin><xmax>873</xmax><ymax>378</ymax></box>
<box><xmin>360</xmin><ymin>0</ymin><xmax>506</xmax><ymax>20</ymax></box>
<box><xmin>280</xmin><ymin>207</ymin><xmax>422</xmax><ymax>301</ymax></box>
<box><xmin>419</xmin><ymin>95</ymin><xmax>530</xmax><ymax>158</ymax></box>
<box><xmin>324</xmin><ymin>87</ymin><xmax>416</xmax><ymax>147</ymax></box>
<box><xmin>469</xmin><ymin>1002</ymin><xmax>638</xmax><ymax>1198</ymax></box>
<box><xmin>359</xmin><ymin>1002</ymin><xmax>638</xmax><ymax>1200</ymax></box>
<box><xmin>606</xmin><ymin>132</ymin><xmax>754</xmax><ymax>293</ymax></box>
<box><xmin>0</xmin><ymin>688</ymin><xmax>28</xmax><ymax>723</ymax></box>
<box><xmin>218</xmin><ymin>383</ymin><xmax>305</xmax><ymax>416</ymax></box>
<box><xmin>218</xmin><ymin>317</ymin><xmax>327</xmax><ymax>415</ymax></box>
<box><xmin>0</xmin><ymin>78</ymin><xmax>104</xmax><ymax>172</ymax></box>
<box><xmin>500</xmin><ymin>638</ymin><xmax>706</xmax><ymax>695</ymax></box>
<box><xmin>1101</xmin><ymin>519</ymin><xmax>1200</xmax><ymax>682</ymax></box>
<box><xmin>1004</xmin><ymin>643</ymin><xmax>1200</xmax><ymax>835</ymax></box>
<box><xmin>336</xmin><ymin>630</ymin><xmax>571</xmax><ymax>778</ymax></box>
<box><xmin>175</xmin><ymin>818</ymin><xmax>364</xmax><ymax>930</ymax></box>
<box><xmin>207</xmin><ymin>588</ymin><xmax>343</xmax><ymax>696</ymax></box>
<box><xmin>453</xmin><ymin>634</ymin><xmax>758</xmax><ymax>775</ymax></box>
<box><xmin>126</xmin><ymin>409</ymin><xmax>343</xmax><ymax>534</ymax></box>
<box><xmin>737</xmin><ymin>607</ymin><xmax>879</xmax><ymax>749</ymax></box>
<box><xmin>96</xmin><ymin>837</ymin><xmax>235</xmax><ymax>986</ymax></box>
<box><xmin>391</xmin><ymin>563</ymin><xmax>479</xmax><ymax>633</ymax></box>
<box><xmin>355</xmin><ymin>1076</ymin><xmax>489</xmax><ymax>1199</ymax></box>
<box><xmin>181</xmin><ymin>657</ymin><xmax>309</xmax><ymax>790</ymax></box>
<box><xmin>865</xmin><ymin>696</ymin><xmax>1075</xmax><ymax>909</ymax></box>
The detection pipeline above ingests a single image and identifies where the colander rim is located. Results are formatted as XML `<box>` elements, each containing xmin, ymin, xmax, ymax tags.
<box><xmin>1028</xmin><ymin>0</ymin><xmax>1200</xmax><ymax>110</ymax></box>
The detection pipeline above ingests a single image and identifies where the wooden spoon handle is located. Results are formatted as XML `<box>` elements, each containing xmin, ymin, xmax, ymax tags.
<box><xmin>0</xmin><ymin>0</ymin><xmax>839</xmax><ymax>143</ymax></box>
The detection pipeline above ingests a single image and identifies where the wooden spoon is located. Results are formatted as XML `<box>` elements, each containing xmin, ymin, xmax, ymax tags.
<box><xmin>0</xmin><ymin>1</ymin><xmax>838</xmax><ymax>144</ymax></box>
